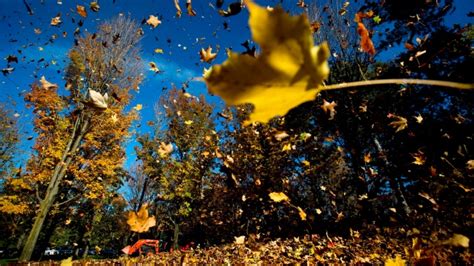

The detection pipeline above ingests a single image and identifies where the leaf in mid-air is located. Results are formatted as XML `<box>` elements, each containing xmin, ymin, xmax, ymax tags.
<box><xmin>127</xmin><ymin>204</ymin><xmax>156</xmax><ymax>233</ymax></box>
<box><xmin>204</xmin><ymin>0</ymin><xmax>330</xmax><ymax>124</ymax></box>
<box><xmin>269</xmin><ymin>192</ymin><xmax>290</xmax><ymax>202</ymax></box>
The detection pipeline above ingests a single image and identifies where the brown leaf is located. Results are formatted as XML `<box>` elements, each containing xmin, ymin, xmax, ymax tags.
<box><xmin>357</xmin><ymin>22</ymin><xmax>375</xmax><ymax>55</ymax></box>
<box><xmin>199</xmin><ymin>47</ymin><xmax>217</xmax><ymax>63</ymax></box>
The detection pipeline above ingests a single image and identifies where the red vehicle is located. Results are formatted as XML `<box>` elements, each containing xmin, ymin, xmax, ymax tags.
<box><xmin>121</xmin><ymin>239</ymin><xmax>162</xmax><ymax>256</ymax></box>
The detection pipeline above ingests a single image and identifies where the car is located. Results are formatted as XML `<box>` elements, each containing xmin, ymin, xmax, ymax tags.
<box><xmin>44</xmin><ymin>247</ymin><xmax>59</xmax><ymax>256</ymax></box>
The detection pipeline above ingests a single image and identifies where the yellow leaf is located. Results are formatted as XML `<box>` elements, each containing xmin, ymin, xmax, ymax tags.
<box><xmin>234</xmin><ymin>235</ymin><xmax>245</xmax><ymax>244</ymax></box>
<box><xmin>154</xmin><ymin>48</ymin><xmax>164</xmax><ymax>54</ymax></box>
<box><xmin>388</xmin><ymin>114</ymin><xmax>408</xmax><ymax>132</ymax></box>
<box><xmin>297</xmin><ymin>206</ymin><xmax>307</xmax><ymax>220</ymax></box>
<box><xmin>442</xmin><ymin>234</ymin><xmax>469</xmax><ymax>248</ymax></box>
<box><xmin>269</xmin><ymin>192</ymin><xmax>289</xmax><ymax>202</ymax></box>
<box><xmin>133</xmin><ymin>104</ymin><xmax>143</xmax><ymax>111</ymax></box>
<box><xmin>60</xmin><ymin>257</ymin><xmax>73</xmax><ymax>266</ymax></box>
<box><xmin>204</xmin><ymin>0</ymin><xmax>330</xmax><ymax>124</ymax></box>
<box><xmin>282</xmin><ymin>143</ymin><xmax>292</xmax><ymax>151</ymax></box>
<box><xmin>184</xmin><ymin>120</ymin><xmax>193</xmax><ymax>125</ymax></box>
<box><xmin>158</xmin><ymin>142</ymin><xmax>173</xmax><ymax>157</ymax></box>
<box><xmin>384</xmin><ymin>254</ymin><xmax>406</xmax><ymax>266</ymax></box>
<box><xmin>90</xmin><ymin>1</ymin><xmax>100</xmax><ymax>12</ymax></box>
<box><xmin>127</xmin><ymin>204</ymin><xmax>156</xmax><ymax>233</ymax></box>
<box><xmin>146</xmin><ymin>15</ymin><xmax>161</xmax><ymax>28</ymax></box>
<box><xmin>200</xmin><ymin>47</ymin><xmax>218</xmax><ymax>63</ymax></box>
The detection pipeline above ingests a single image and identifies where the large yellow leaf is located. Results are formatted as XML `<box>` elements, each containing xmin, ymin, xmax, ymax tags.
<box><xmin>127</xmin><ymin>204</ymin><xmax>156</xmax><ymax>233</ymax></box>
<box><xmin>204</xmin><ymin>0</ymin><xmax>330</xmax><ymax>124</ymax></box>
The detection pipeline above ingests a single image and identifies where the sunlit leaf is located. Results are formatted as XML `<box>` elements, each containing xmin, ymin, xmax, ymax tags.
<box><xmin>90</xmin><ymin>1</ymin><xmax>100</xmax><ymax>12</ymax></box>
<box><xmin>321</xmin><ymin>99</ymin><xmax>337</xmax><ymax>120</ymax></box>
<box><xmin>147</xmin><ymin>15</ymin><xmax>161</xmax><ymax>28</ymax></box>
<box><xmin>357</xmin><ymin>22</ymin><xmax>375</xmax><ymax>55</ymax></box>
<box><xmin>77</xmin><ymin>5</ymin><xmax>87</xmax><ymax>18</ymax></box>
<box><xmin>205</xmin><ymin>0</ymin><xmax>330</xmax><ymax>124</ymax></box>
<box><xmin>234</xmin><ymin>235</ymin><xmax>245</xmax><ymax>244</ymax></box>
<box><xmin>269</xmin><ymin>192</ymin><xmax>289</xmax><ymax>202</ymax></box>
<box><xmin>297</xmin><ymin>206</ymin><xmax>307</xmax><ymax>220</ymax></box>
<box><xmin>442</xmin><ymin>234</ymin><xmax>469</xmax><ymax>248</ymax></box>
<box><xmin>39</xmin><ymin>76</ymin><xmax>58</xmax><ymax>90</ymax></box>
<box><xmin>50</xmin><ymin>15</ymin><xmax>62</xmax><ymax>26</ymax></box>
<box><xmin>384</xmin><ymin>254</ymin><xmax>406</xmax><ymax>266</ymax></box>
<box><xmin>88</xmin><ymin>89</ymin><xmax>108</xmax><ymax>109</ymax></box>
<box><xmin>127</xmin><ymin>204</ymin><xmax>156</xmax><ymax>233</ymax></box>
<box><xmin>388</xmin><ymin>114</ymin><xmax>408</xmax><ymax>132</ymax></box>
<box><xmin>200</xmin><ymin>47</ymin><xmax>218</xmax><ymax>63</ymax></box>
<box><xmin>158</xmin><ymin>142</ymin><xmax>173</xmax><ymax>157</ymax></box>
<box><xmin>133</xmin><ymin>104</ymin><xmax>143</xmax><ymax>111</ymax></box>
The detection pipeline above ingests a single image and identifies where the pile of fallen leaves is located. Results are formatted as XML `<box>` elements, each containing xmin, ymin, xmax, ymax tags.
<box><xmin>13</xmin><ymin>229</ymin><xmax>470</xmax><ymax>265</ymax></box>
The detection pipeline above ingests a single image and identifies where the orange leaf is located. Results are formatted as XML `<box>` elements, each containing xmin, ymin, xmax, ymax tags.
<box><xmin>357</xmin><ymin>22</ymin><xmax>375</xmax><ymax>55</ymax></box>
<box><xmin>76</xmin><ymin>5</ymin><xmax>87</xmax><ymax>18</ymax></box>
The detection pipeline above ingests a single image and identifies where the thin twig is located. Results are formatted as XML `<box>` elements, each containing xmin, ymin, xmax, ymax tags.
<box><xmin>323</xmin><ymin>79</ymin><xmax>474</xmax><ymax>91</ymax></box>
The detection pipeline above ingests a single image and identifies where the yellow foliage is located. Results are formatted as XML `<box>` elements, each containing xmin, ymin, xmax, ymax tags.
<box><xmin>204</xmin><ymin>0</ymin><xmax>330</xmax><ymax>124</ymax></box>
<box><xmin>0</xmin><ymin>195</ymin><xmax>29</xmax><ymax>214</ymax></box>
<box><xmin>384</xmin><ymin>254</ymin><xmax>406</xmax><ymax>266</ymax></box>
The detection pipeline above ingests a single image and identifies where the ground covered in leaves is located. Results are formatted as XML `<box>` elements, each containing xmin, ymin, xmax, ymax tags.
<box><xmin>11</xmin><ymin>229</ymin><xmax>472</xmax><ymax>265</ymax></box>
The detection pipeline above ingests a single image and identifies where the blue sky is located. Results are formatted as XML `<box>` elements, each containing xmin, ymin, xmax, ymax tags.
<box><xmin>0</xmin><ymin>0</ymin><xmax>472</xmax><ymax>169</ymax></box>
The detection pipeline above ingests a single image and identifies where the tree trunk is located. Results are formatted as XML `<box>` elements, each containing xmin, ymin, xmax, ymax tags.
<box><xmin>173</xmin><ymin>223</ymin><xmax>179</xmax><ymax>249</ymax></box>
<box><xmin>19</xmin><ymin>117</ymin><xmax>89</xmax><ymax>261</ymax></box>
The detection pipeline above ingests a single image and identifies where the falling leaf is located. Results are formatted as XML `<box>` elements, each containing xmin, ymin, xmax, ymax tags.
<box><xmin>51</xmin><ymin>15</ymin><xmax>62</xmax><ymax>26</ymax></box>
<box><xmin>133</xmin><ymin>104</ymin><xmax>143</xmax><ymax>111</ymax></box>
<box><xmin>411</xmin><ymin>152</ymin><xmax>426</xmax><ymax>165</ymax></box>
<box><xmin>147</xmin><ymin>15</ymin><xmax>161</xmax><ymax>28</ymax></box>
<box><xmin>363</xmin><ymin>153</ymin><xmax>371</xmax><ymax>163</ymax></box>
<box><xmin>158</xmin><ymin>142</ymin><xmax>173</xmax><ymax>157</ymax></box>
<box><xmin>418</xmin><ymin>192</ymin><xmax>437</xmax><ymax>206</ymax></box>
<box><xmin>76</xmin><ymin>5</ymin><xmax>87</xmax><ymax>17</ymax></box>
<box><xmin>373</xmin><ymin>15</ymin><xmax>382</xmax><ymax>24</ymax></box>
<box><xmin>385</xmin><ymin>254</ymin><xmax>406</xmax><ymax>266</ymax></box>
<box><xmin>404</xmin><ymin>42</ymin><xmax>415</xmax><ymax>51</ymax></box>
<box><xmin>184</xmin><ymin>120</ymin><xmax>193</xmax><ymax>125</ymax></box>
<box><xmin>34</xmin><ymin>28</ymin><xmax>42</xmax><ymax>34</ymax></box>
<box><xmin>40</xmin><ymin>76</ymin><xmax>58</xmax><ymax>90</ymax></box>
<box><xmin>127</xmin><ymin>204</ymin><xmax>156</xmax><ymax>233</ymax></box>
<box><xmin>234</xmin><ymin>235</ymin><xmax>245</xmax><ymax>244</ymax></box>
<box><xmin>296</xmin><ymin>0</ymin><xmax>307</xmax><ymax>8</ymax></box>
<box><xmin>186</xmin><ymin>0</ymin><xmax>197</xmax><ymax>16</ymax></box>
<box><xmin>297</xmin><ymin>207</ymin><xmax>307</xmax><ymax>220</ymax></box>
<box><xmin>88</xmin><ymin>89</ymin><xmax>108</xmax><ymax>109</ymax></box>
<box><xmin>302</xmin><ymin>160</ymin><xmax>310</xmax><ymax>167</ymax></box>
<box><xmin>219</xmin><ymin>1</ymin><xmax>243</xmax><ymax>17</ymax></box>
<box><xmin>282</xmin><ymin>143</ymin><xmax>292</xmax><ymax>151</ymax></box>
<box><xmin>413</xmin><ymin>114</ymin><xmax>423</xmax><ymax>123</ymax></box>
<box><xmin>442</xmin><ymin>234</ymin><xmax>469</xmax><ymax>248</ymax></box>
<box><xmin>269</xmin><ymin>192</ymin><xmax>289</xmax><ymax>202</ymax></box>
<box><xmin>200</xmin><ymin>47</ymin><xmax>218</xmax><ymax>63</ymax></box>
<box><xmin>90</xmin><ymin>1</ymin><xmax>100</xmax><ymax>12</ymax></box>
<box><xmin>357</xmin><ymin>22</ymin><xmax>375</xmax><ymax>55</ymax></box>
<box><xmin>274</xmin><ymin>131</ymin><xmax>289</xmax><ymax>141</ymax></box>
<box><xmin>174</xmin><ymin>0</ymin><xmax>182</xmax><ymax>17</ymax></box>
<box><xmin>315</xmin><ymin>208</ymin><xmax>322</xmax><ymax>215</ymax></box>
<box><xmin>321</xmin><ymin>99</ymin><xmax>337</xmax><ymax>120</ymax></box>
<box><xmin>299</xmin><ymin>132</ymin><xmax>311</xmax><ymax>141</ymax></box>
<box><xmin>149</xmin><ymin>62</ymin><xmax>161</xmax><ymax>73</ymax></box>
<box><xmin>388</xmin><ymin>115</ymin><xmax>408</xmax><ymax>132</ymax></box>
<box><xmin>154</xmin><ymin>48</ymin><xmax>164</xmax><ymax>54</ymax></box>
<box><xmin>205</xmin><ymin>0</ymin><xmax>330</xmax><ymax>124</ymax></box>
<box><xmin>467</xmin><ymin>160</ymin><xmax>474</xmax><ymax>170</ymax></box>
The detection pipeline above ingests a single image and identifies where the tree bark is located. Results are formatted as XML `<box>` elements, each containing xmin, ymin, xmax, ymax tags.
<box><xmin>19</xmin><ymin>117</ymin><xmax>89</xmax><ymax>261</ymax></box>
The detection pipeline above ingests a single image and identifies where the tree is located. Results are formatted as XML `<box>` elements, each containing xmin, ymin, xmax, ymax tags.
<box><xmin>0</xmin><ymin>104</ymin><xmax>19</xmax><ymax>179</ymax></box>
<box><xmin>19</xmin><ymin>16</ymin><xmax>143</xmax><ymax>261</ymax></box>
<box><xmin>136</xmin><ymin>87</ymin><xmax>218</xmax><ymax>248</ymax></box>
